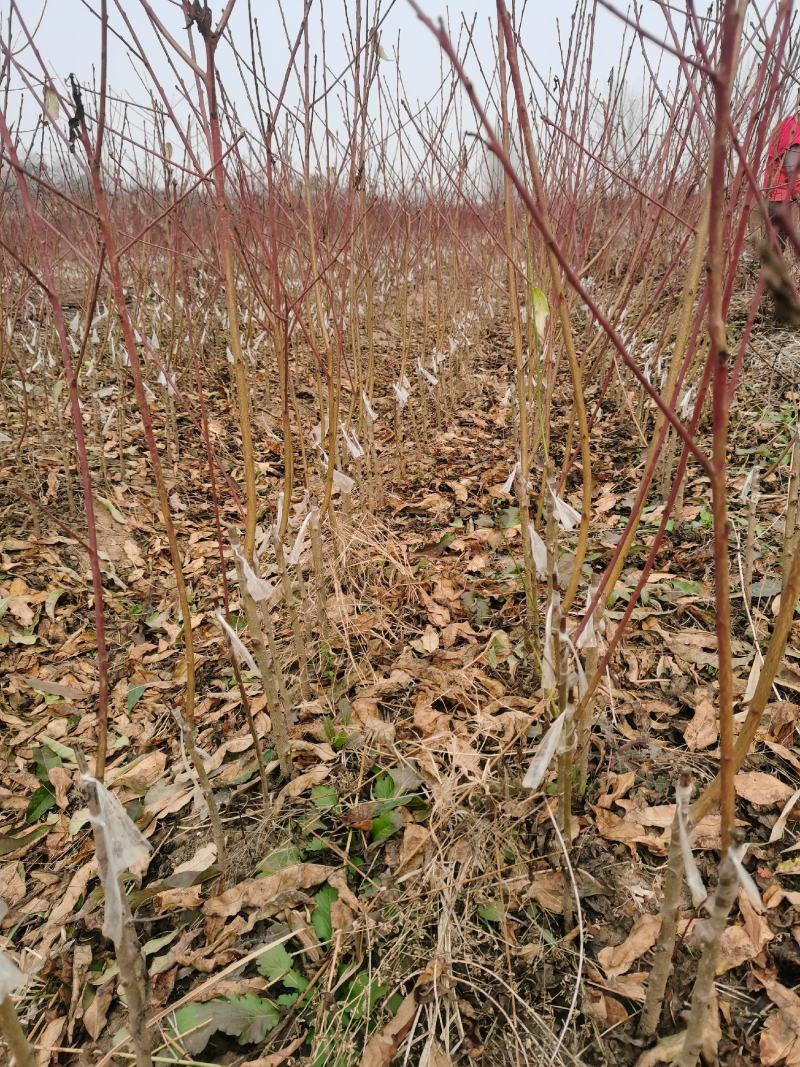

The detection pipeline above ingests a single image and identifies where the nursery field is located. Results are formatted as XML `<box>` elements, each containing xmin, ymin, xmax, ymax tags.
<box><xmin>3</xmin><ymin>2</ymin><xmax>800</xmax><ymax>1066</ymax></box>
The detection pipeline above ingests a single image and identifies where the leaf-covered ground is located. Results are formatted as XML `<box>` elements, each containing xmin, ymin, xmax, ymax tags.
<box><xmin>3</xmin><ymin>296</ymin><xmax>800</xmax><ymax>1066</ymax></box>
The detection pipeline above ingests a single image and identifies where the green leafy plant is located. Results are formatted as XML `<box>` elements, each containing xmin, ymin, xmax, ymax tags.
<box><xmin>256</xmin><ymin>942</ymin><xmax>309</xmax><ymax>1007</ymax></box>
<box><xmin>25</xmin><ymin>746</ymin><xmax>60</xmax><ymax>824</ymax></box>
<box><xmin>170</xmin><ymin>994</ymin><xmax>281</xmax><ymax>1055</ymax></box>
<box><xmin>311</xmin><ymin>884</ymin><xmax>339</xmax><ymax>943</ymax></box>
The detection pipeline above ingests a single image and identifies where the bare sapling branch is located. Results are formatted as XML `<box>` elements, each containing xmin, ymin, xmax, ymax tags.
<box><xmin>640</xmin><ymin>771</ymin><xmax>705</xmax><ymax>1038</ymax></box>
<box><xmin>77</xmin><ymin>750</ymin><xmax>153</xmax><ymax>1067</ymax></box>
<box><xmin>677</xmin><ymin>832</ymin><xmax>744</xmax><ymax>1067</ymax></box>
<box><xmin>231</xmin><ymin>529</ymin><xmax>294</xmax><ymax>779</ymax></box>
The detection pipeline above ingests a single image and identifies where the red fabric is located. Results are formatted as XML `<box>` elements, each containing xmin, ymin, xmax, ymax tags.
<box><xmin>764</xmin><ymin>117</ymin><xmax>800</xmax><ymax>203</ymax></box>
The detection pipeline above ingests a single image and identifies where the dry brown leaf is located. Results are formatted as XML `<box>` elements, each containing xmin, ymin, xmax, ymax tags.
<box><xmin>446</xmin><ymin>479</ymin><xmax>469</xmax><ymax>503</ymax></box>
<box><xmin>48</xmin><ymin>860</ymin><xmax>98</xmax><ymax>927</ymax></box>
<box><xmin>441</xmin><ymin>621</ymin><xmax>477</xmax><ymax>648</ymax></box>
<box><xmin>289</xmin><ymin>741</ymin><xmax>337</xmax><ymax>762</ymax></box>
<box><xmin>777</xmin><ymin>662</ymin><xmax>800</xmax><ymax>693</ymax></box>
<box><xmin>598</xmin><ymin>913</ymin><xmax>661</xmax><ymax>978</ymax></box>
<box><xmin>418</xmin><ymin>626</ymin><xmax>440</xmax><ymax>654</ymax></box>
<box><xmin>634</xmin><ymin>992</ymin><xmax>720</xmax><ymax>1067</ymax></box>
<box><xmin>35</xmin><ymin>1015</ymin><xmax>66</xmax><ymax>1066</ymax></box>
<box><xmin>240</xmin><ymin>1034</ymin><xmax>306</xmax><ymax>1067</ymax></box>
<box><xmin>463</xmin><ymin>553</ymin><xmax>488</xmax><ymax>573</ymax></box>
<box><xmin>669</xmin><ymin>629</ymin><xmax>717</xmax><ymax>649</ymax></box>
<box><xmin>413</xmin><ymin>695</ymin><xmax>450</xmax><ymax>736</ymax></box>
<box><xmin>193</xmin><ymin>977</ymin><xmax>269</xmax><ymax>1001</ymax></box>
<box><xmin>595</xmin><ymin>488</ymin><xmax>620</xmax><ymax>512</ymax></box>
<box><xmin>757</xmin><ymin>973</ymin><xmax>800</xmax><ymax>1065</ymax></box>
<box><xmin>275</xmin><ymin>766</ymin><xmax>330</xmax><ymax>811</ymax></box>
<box><xmin>672</xmin><ymin>642</ymin><xmax>718</xmax><ymax>669</ymax></box>
<box><xmin>123</xmin><ymin>538</ymin><xmax>145</xmax><ymax>569</ymax></box>
<box><xmin>171</xmin><ymin>843</ymin><xmax>217</xmax><ymax>880</ymax></box>
<box><xmin>204</xmin><ymin>864</ymin><xmax>336</xmax><ymax>918</ymax></box>
<box><xmin>623</xmin><ymin>803</ymin><xmax>722</xmax><ymax>849</ymax></box>
<box><xmin>592</xmin><ymin>806</ymin><xmax>665</xmax><ymax>855</ymax></box>
<box><xmin>740</xmin><ymin>891</ymin><xmax>768</xmax><ymax>948</ymax></box>
<box><xmin>634</xmin><ymin>1032</ymin><xmax>686</xmax><ymax>1066</ymax></box>
<box><xmin>526</xmin><ymin>871</ymin><xmax>565</xmax><ymax>915</ymax></box>
<box><xmin>597</xmin><ymin>770</ymin><xmax>636</xmax><ymax>809</ymax></box>
<box><xmin>760</xmin><ymin>1010</ymin><xmax>800</xmax><ymax>1067</ymax></box>
<box><xmin>764</xmin><ymin>740</ymin><xmax>800</xmax><ymax>777</ymax></box>
<box><xmin>585</xmin><ymin>988</ymin><xmax>628</xmax><ymax>1027</ymax></box>
<box><xmin>762</xmin><ymin>974</ymin><xmax>800</xmax><ymax>1025</ymax></box>
<box><xmin>48</xmin><ymin>765</ymin><xmax>72</xmax><ymax>809</ymax></box>
<box><xmin>143</xmin><ymin>782</ymin><xmax>193</xmax><ymax>820</ymax></box>
<box><xmin>684</xmin><ymin>697</ymin><xmax>718</xmax><ymax>750</ymax></box>
<box><xmin>327</xmin><ymin>870</ymin><xmax>361</xmax><ymax>915</ymax></box>
<box><xmin>67</xmin><ymin>942</ymin><xmax>93</xmax><ymax>1041</ymax></box>
<box><xmin>359</xmin><ymin>991</ymin><xmax>418</xmax><ymax>1066</ymax></box>
<box><xmin>112</xmin><ymin>752</ymin><xmax>167</xmax><ymax>792</ymax></box>
<box><xmin>8</xmin><ymin>598</ymin><xmax>34</xmax><ymax>626</ymax></box>
<box><xmin>342</xmin><ymin>801</ymin><xmax>382</xmax><ymax>831</ymax></box>
<box><xmin>0</xmin><ymin>861</ymin><xmax>25</xmax><ymax>906</ymax></box>
<box><xmin>765</xmin><ymin>701</ymin><xmax>798</xmax><ymax>742</ymax></box>
<box><xmin>352</xmin><ymin>696</ymin><xmax>396</xmax><ymax>744</ymax></box>
<box><xmin>600</xmin><ymin>971</ymin><xmax>648</xmax><ymax>1002</ymax></box>
<box><xmin>764</xmin><ymin>886</ymin><xmax>800</xmax><ymax>910</ymax></box>
<box><xmin>716</xmin><ymin>901</ymin><xmax>774</xmax><ymax>974</ymax></box>
<box><xmin>288</xmin><ymin>911</ymin><xmax>321</xmax><ymax>962</ymax></box>
<box><xmin>716</xmin><ymin>925</ymin><xmax>759</xmax><ymax>974</ymax></box>
<box><xmin>421</xmin><ymin>591</ymin><xmax>450</xmax><ymax>627</ymax></box>
<box><xmin>771</xmin><ymin>788</ymin><xmax>800</xmax><ymax>844</ymax></box>
<box><xmin>397</xmin><ymin>824</ymin><xmax>432</xmax><ymax>872</ymax></box>
<box><xmin>330</xmin><ymin>898</ymin><xmax>354</xmax><ymax>933</ymax></box>
<box><xmin>471</xmin><ymin>668</ymin><xmax>505</xmax><ymax>697</ymax></box>
<box><xmin>426</xmin><ymin>1039</ymin><xmax>453</xmax><ymax>1067</ymax></box>
<box><xmin>448</xmin><ymin>733</ymin><xmax>481</xmax><ymax>778</ymax></box>
<box><xmin>21</xmin><ymin>675</ymin><xmax>86</xmax><ymax>701</ymax></box>
<box><xmin>735</xmin><ymin>771</ymin><xmax>794</xmax><ymax>807</ymax></box>
<box><xmin>153</xmin><ymin>885</ymin><xmax>203</xmax><ymax>914</ymax></box>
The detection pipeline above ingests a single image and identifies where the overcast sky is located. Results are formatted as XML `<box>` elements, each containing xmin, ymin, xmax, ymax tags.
<box><xmin>2</xmin><ymin>1</ymin><xmax>686</xmax><ymax>152</ymax></box>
